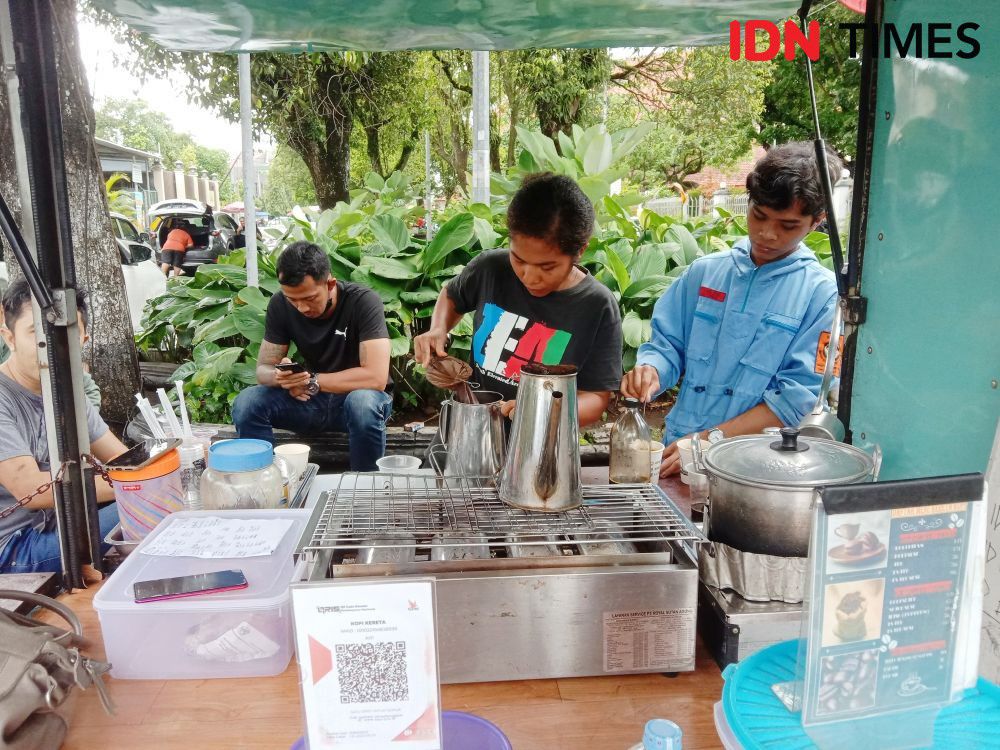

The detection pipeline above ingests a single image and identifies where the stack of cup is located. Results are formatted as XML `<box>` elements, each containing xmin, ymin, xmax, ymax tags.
<box><xmin>676</xmin><ymin>438</ymin><xmax>695</xmax><ymax>483</ymax></box>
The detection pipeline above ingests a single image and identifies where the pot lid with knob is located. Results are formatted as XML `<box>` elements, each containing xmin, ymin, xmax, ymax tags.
<box><xmin>702</xmin><ymin>427</ymin><xmax>875</xmax><ymax>488</ymax></box>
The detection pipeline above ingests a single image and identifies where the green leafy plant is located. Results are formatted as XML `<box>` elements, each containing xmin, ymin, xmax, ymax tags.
<box><xmin>490</xmin><ymin>122</ymin><xmax>653</xmax><ymax>211</ymax></box>
<box><xmin>584</xmin><ymin>203</ymin><xmax>742</xmax><ymax>368</ymax></box>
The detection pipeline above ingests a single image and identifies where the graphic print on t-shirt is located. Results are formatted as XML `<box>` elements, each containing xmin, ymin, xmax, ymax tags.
<box><xmin>472</xmin><ymin>303</ymin><xmax>572</xmax><ymax>386</ymax></box>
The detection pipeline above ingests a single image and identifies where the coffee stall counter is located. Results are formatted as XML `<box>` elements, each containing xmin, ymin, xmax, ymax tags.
<box><xmin>56</xmin><ymin>471</ymin><xmax>721</xmax><ymax>749</ymax></box>
<box><xmin>55</xmin><ymin>585</ymin><xmax>724</xmax><ymax>749</ymax></box>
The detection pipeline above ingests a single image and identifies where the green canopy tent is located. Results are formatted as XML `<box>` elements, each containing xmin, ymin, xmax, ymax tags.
<box><xmin>89</xmin><ymin>0</ymin><xmax>798</xmax><ymax>51</ymax></box>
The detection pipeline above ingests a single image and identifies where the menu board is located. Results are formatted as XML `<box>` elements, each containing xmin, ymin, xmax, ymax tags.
<box><xmin>802</xmin><ymin>476</ymin><xmax>984</xmax><ymax>728</ymax></box>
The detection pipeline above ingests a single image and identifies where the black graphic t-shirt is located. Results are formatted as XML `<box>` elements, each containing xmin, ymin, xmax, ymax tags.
<box><xmin>264</xmin><ymin>281</ymin><xmax>389</xmax><ymax>377</ymax></box>
<box><xmin>446</xmin><ymin>250</ymin><xmax>623</xmax><ymax>401</ymax></box>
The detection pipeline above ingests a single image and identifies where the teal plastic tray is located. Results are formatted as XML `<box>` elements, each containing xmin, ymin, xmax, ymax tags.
<box><xmin>721</xmin><ymin>640</ymin><xmax>1000</xmax><ymax>749</ymax></box>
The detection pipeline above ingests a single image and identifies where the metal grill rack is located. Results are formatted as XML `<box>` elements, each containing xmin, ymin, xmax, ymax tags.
<box><xmin>298</xmin><ymin>473</ymin><xmax>702</xmax><ymax>555</ymax></box>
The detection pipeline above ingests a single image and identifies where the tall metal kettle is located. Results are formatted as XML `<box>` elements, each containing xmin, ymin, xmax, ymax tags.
<box><xmin>498</xmin><ymin>364</ymin><xmax>582</xmax><ymax>512</ymax></box>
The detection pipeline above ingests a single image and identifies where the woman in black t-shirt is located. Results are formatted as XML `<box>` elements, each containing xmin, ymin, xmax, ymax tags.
<box><xmin>414</xmin><ymin>173</ymin><xmax>622</xmax><ymax>426</ymax></box>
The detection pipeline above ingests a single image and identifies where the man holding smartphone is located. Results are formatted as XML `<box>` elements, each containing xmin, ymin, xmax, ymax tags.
<box><xmin>232</xmin><ymin>242</ymin><xmax>392</xmax><ymax>470</ymax></box>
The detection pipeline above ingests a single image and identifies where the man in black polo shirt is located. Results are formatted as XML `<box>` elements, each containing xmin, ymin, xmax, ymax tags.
<box><xmin>232</xmin><ymin>242</ymin><xmax>392</xmax><ymax>470</ymax></box>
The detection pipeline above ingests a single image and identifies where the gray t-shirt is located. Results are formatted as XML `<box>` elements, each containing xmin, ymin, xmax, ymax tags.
<box><xmin>0</xmin><ymin>373</ymin><xmax>109</xmax><ymax>550</ymax></box>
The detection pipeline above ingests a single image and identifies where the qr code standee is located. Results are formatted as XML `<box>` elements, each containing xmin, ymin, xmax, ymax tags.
<box><xmin>335</xmin><ymin>641</ymin><xmax>409</xmax><ymax>704</ymax></box>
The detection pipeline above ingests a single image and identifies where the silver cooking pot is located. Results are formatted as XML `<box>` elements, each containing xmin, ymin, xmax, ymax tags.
<box><xmin>698</xmin><ymin>427</ymin><xmax>880</xmax><ymax>557</ymax></box>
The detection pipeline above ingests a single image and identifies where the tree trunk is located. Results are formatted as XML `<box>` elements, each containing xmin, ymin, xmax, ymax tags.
<box><xmin>0</xmin><ymin>0</ymin><xmax>140</xmax><ymax>429</ymax></box>
<box><xmin>488</xmin><ymin>112</ymin><xmax>502</xmax><ymax>173</ymax></box>
<box><xmin>289</xmin><ymin>121</ymin><xmax>351</xmax><ymax>209</ymax></box>
<box><xmin>389</xmin><ymin>128</ymin><xmax>419</xmax><ymax>176</ymax></box>
<box><xmin>364</xmin><ymin>125</ymin><xmax>386</xmax><ymax>177</ymax></box>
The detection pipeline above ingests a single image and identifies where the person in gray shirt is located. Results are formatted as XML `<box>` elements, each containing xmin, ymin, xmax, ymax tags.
<box><xmin>0</xmin><ymin>279</ymin><xmax>127</xmax><ymax>574</ymax></box>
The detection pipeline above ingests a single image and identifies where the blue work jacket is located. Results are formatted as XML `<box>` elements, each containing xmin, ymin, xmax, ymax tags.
<box><xmin>637</xmin><ymin>238</ymin><xmax>838</xmax><ymax>444</ymax></box>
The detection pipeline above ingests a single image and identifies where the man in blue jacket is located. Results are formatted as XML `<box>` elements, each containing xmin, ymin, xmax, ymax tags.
<box><xmin>621</xmin><ymin>142</ymin><xmax>842</xmax><ymax>476</ymax></box>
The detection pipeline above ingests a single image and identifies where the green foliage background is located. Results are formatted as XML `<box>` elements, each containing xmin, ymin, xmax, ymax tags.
<box><xmin>137</xmin><ymin>124</ymin><xmax>836</xmax><ymax>423</ymax></box>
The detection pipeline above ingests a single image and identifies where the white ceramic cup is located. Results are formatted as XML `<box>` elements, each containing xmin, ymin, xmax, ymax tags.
<box><xmin>275</xmin><ymin>443</ymin><xmax>310</xmax><ymax>479</ymax></box>
<box><xmin>376</xmin><ymin>454</ymin><xmax>422</xmax><ymax>474</ymax></box>
<box><xmin>649</xmin><ymin>442</ymin><xmax>665</xmax><ymax>480</ymax></box>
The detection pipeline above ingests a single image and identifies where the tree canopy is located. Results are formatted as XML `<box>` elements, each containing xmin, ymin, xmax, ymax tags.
<box><xmin>608</xmin><ymin>46</ymin><xmax>771</xmax><ymax>190</ymax></box>
<box><xmin>87</xmin><ymin>0</ymin><xmax>860</xmax><ymax>207</ymax></box>
<box><xmin>87</xmin><ymin>3</ymin><xmax>434</xmax><ymax>208</ymax></box>
<box><xmin>94</xmin><ymin>97</ymin><xmax>239</xmax><ymax>200</ymax></box>
<box><xmin>754</xmin><ymin>5</ymin><xmax>863</xmax><ymax>160</ymax></box>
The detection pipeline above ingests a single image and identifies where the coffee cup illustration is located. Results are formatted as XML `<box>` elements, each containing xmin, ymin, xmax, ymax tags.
<box><xmin>835</xmin><ymin>522</ymin><xmax>861</xmax><ymax>540</ymax></box>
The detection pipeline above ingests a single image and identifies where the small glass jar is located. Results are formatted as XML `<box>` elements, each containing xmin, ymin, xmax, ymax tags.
<box><xmin>610</xmin><ymin>398</ymin><xmax>653</xmax><ymax>484</ymax></box>
<box><xmin>200</xmin><ymin>439</ymin><xmax>286</xmax><ymax>510</ymax></box>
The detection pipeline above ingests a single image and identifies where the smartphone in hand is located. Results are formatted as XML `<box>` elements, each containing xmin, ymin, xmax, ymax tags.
<box><xmin>274</xmin><ymin>362</ymin><xmax>307</xmax><ymax>374</ymax></box>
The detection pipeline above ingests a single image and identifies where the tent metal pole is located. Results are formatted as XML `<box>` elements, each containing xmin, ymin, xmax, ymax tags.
<box><xmin>471</xmin><ymin>51</ymin><xmax>490</xmax><ymax>205</ymax></box>
<box><xmin>424</xmin><ymin>130</ymin><xmax>433</xmax><ymax>241</ymax></box>
<box><xmin>239</xmin><ymin>52</ymin><xmax>259</xmax><ymax>287</ymax></box>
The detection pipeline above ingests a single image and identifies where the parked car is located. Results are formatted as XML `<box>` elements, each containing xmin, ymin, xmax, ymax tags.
<box><xmin>0</xmin><ymin>213</ymin><xmax>165</xmax><ymax>333</ymax></box>
<box><xmin>109</xmin><ymin>212</ymin><xmax>167</xmax><ymax>330</ymax></box>
<box><xmin>147</xmin><ymin>200</ymin><xmax>241</xmax><ymax>273</ymax></box>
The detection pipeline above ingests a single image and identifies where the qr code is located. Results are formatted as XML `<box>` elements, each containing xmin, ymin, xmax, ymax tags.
<box><xmin>335</xmin><ymin>641</ymin><xmax>408</xmax><ymax>703</ymax></box>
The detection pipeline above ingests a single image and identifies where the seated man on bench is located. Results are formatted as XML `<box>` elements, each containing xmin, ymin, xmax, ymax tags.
<box><xmin>232</xmin><ymin>242</ymin><xmax>392</xmax><ymax>471</ymax></box>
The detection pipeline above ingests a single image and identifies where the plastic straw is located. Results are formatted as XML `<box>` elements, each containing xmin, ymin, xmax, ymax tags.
<box><xmin>174</xmin><ymin>380</ymin><xmax>193</xmax><ymax>437</ymax></box>
<box><xmin>136</xmin><ymin>395</ymin><xmax>166</xmax><ymax>439</ymax></box>
<box><xmin>156</xmin><ymin>388</ymin><xmax>184</xmax><ymax>438</ymax></box>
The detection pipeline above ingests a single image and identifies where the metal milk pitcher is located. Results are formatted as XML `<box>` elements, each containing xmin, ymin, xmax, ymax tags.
<box><xmin>499</xmin><ymin>364</ymin><xmax>582</xmax><ymax>512</ymax></box>
<box><xmin>430</xmin><ymin>391</ymin><xmax>507</xmax><ymax>478</ymax></box>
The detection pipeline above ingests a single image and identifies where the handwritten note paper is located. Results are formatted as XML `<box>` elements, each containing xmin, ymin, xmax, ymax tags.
<box><xmin>140</xmin><ymin>516</ymin><xmax>295</xmax><ymax>558</ymax></box>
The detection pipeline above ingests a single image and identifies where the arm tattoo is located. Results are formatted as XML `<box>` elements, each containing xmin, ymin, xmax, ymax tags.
<box><xmin>258</xmin><ymin>340</ymin><xmax>288</xmax><ymax>367</ymax></box>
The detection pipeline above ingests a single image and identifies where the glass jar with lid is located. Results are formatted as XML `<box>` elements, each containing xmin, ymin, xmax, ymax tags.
<box><xmin>609</xmin><ymin>398</ymin><xmax>653</xmax><ymax>484</ymax></box>
<box><xmin>200</xmin><ymin>439</ymin><xmax>287</xmax><ymax>510</ymax></box>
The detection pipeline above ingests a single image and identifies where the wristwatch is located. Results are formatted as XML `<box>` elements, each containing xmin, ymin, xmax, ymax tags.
<box><xmin>306</xmin><ymin>374</ymin><xmax>320</xmax><ymax>396</ymax></box>
<box><xmin>707</xmin><ymin>428</ymin><xmax>725</xmax><ymax>445</ymax></box>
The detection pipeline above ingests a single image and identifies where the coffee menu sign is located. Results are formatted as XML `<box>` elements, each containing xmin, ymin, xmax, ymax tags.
<box><xmin>801</xmin><ymin>475</ymin><xmax>985</xmax><ymax>728</ymax></box>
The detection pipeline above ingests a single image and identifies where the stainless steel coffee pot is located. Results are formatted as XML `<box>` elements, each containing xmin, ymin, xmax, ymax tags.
<box><xmin>429</xmin><ymin>391</ymin><xmax>507</xmax><ymax>479</ymax></box>
<box><xmin>498</xmin><ymin>365</ymin><xmax>582</xmax><ymax>512</ymax></box>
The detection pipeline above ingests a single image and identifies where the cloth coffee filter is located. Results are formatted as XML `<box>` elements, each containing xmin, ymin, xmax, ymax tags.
<box><xmin>425</xmin><ymin>355</ymin><xmax>476</xmax><ymax>404</ymax></box>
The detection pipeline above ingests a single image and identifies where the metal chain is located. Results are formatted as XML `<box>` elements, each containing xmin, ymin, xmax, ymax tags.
<box><xmin>0</xmin><ymin>462</ymin><xmax>69</xmax><ymax>521</ymax></box>
<box><xmin>82</xmin><ymin>454</ymin><xmax>113</xmax><ymax>487</ymax></box>
<box><xmin>0</xmin><ymin>455</ymin><xmax>113</xmax><ymax>521</ymax></box>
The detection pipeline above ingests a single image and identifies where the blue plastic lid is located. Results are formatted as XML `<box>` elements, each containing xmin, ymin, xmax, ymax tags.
<box><xmin>721</xmin><ymin>639</ymin><xmax>1000</xmax><ymax>749</ymax></box>
<box><xmin>208</xmin><ymin>439</ymin><xmax>274</xmax><ymax>473</ymax></box>
<box><xmin>643</xmin><ymin>719</ymin><xmax>682</xmax><ymax>750</ymax></box>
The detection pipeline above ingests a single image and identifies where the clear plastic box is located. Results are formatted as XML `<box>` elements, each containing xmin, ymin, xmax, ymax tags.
<box><xmin>93</xmin><ymin>509</ymin><xmax>309</xmax><ymax>680</ymax></box>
